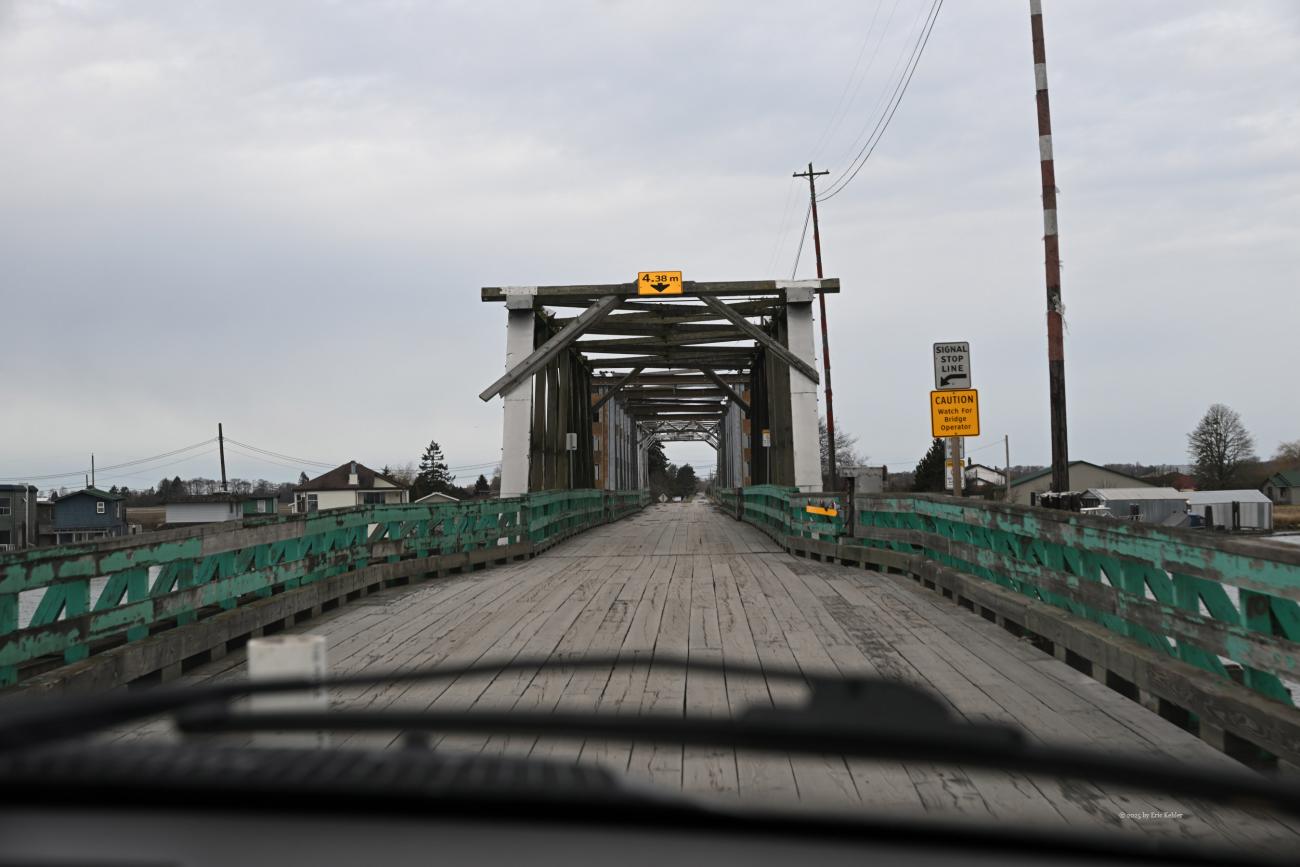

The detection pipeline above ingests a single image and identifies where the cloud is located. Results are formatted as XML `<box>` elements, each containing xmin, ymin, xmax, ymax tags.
<box><xmin>1</xmin><ymin>0</ymin><xmax>1297</xmax><ymax>487</ymax></box>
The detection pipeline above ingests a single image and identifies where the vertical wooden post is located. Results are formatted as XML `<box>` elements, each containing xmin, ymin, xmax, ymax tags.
<box><xmin>1030</xmin><ymin>0</ymin><xmax>1070</xmax><ymax>493</ymax></box>
<box><xmin>950</xmin><ymin>436</ymin><xmax>964</xmax><ymax>497</ymax></box>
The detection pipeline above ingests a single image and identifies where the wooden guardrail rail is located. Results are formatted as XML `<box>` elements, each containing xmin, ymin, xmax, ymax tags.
<box><xmin>717</xmin><ymin>486</ymin><xmax>1300</xmax><ymax>769</ymax></box>
<box><xmin>0</xmin><ymin>489</ymin><xmax>649</xmax><ymax>692</ymax></box>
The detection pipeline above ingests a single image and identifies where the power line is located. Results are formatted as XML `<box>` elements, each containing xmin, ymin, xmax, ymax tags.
<box><xmin>789</xmin><ymin>203</ymin><xmax>812</xmax><ymax>278</ymax></box>
<box><xmin>222</xmin><ymin>438</ymin><xmax>337</xmax><ymax>469</ymax></box>
<box><xmin>807</xmin><ymin>0</ymin><xmax>897</xmax><ymax>162</ymax></box>
<box><xmin>223</xmin><ymin>444</ymin><xmax>319</xmax><ymax>474</ymax></box>
<box><xmin>819</xmin><ymin>0</ymin><xmax>945</xmax><ymax>202</ymax></box>
<box><xmin>765</xmin><ymin>177</ymin><xmax>803</xmax><ymax>275</ymax></box>
<box><xmin>0</xmin><ymin>438</ymin><xmax>218</xmax><ymax>483</ymax></box>
<box><xmin>823</xmin><ymin>0</ymin><xmax>931</xmax><ymax>177</ymax></box>
<box><xmin>38</xmin><ymin>448</ymin><xmax>221</xmax><ymax>490</ymax></box>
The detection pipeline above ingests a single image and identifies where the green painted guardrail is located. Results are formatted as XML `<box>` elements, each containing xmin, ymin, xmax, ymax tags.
<box><xmin>720</xmin><ymin>486</ymin><xmax>1300</xmax><ymax>711</ymax></box>
<box><xmin>0</xmin><ymin>489</ymin><xmax>650</xmax><ymax>688</ymax></box>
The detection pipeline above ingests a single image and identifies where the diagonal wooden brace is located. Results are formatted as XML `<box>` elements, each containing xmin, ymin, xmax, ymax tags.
<box><xmin>698</xmin><ymin>295</ymin><xmax>820</xmax><ymax>384</ymax></box>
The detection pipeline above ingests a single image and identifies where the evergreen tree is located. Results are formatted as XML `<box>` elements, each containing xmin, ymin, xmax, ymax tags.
<box><xmin>674</xmin><ymin>464</ymin><xmax>698</xmax><ymax>499</ymax></box>
<box><xmin>298</xmin><ymin>472</ymin><xmax>310</xmax><ymax>486</ymax></box>
<box><xmin>474</xmin><ymin>474</ymin><xmax>491</xmax><ymax>496</ymax></box>
<box><xmin>415</xmin><ymin>440</ymin><xmax>454</xmax><ymax>498</ymax></box>
<box><xmin>647</xmin><ymin>441</ymin><xmax>671</xmax><ymax>496</ymax></box>
<box><xmin>913</xmin><ymin>439</ymin><xmax>946</xmax><ymax>492</ymax></box>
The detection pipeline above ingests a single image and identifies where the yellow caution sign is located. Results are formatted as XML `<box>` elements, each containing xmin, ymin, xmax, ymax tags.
<box><xmin>637</xmin><ymin>271</ymin><xmax>682</xmax><ymax>295</ymax></box>
<box><xmin>930</xmin><ymin>389</ymin><xmax>980</xmax><ymax>437</ymax></box>
<box><xmin>805</xmin><ymin>505</ymin><xmax>838</xmax><ymax>517</ymax></box>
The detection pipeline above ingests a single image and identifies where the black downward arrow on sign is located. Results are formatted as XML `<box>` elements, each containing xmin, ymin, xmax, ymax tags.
<box><xmin>650</xmin><ymin>282</ymin><xmax>670</xmax><ymax>293</ymax></box>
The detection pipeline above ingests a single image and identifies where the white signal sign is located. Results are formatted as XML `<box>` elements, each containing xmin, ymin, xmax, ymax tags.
<box><xmin>933</xmin><ymin>341</ymin><xmax>971</xmax><ymax>390</ymax></box>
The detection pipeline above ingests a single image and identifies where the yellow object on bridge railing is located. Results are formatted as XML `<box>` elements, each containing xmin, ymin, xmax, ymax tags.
<box><xmin>0</xmin><ymin>489</ymin><xmax>649</xmax><ymax>689</ymax></box>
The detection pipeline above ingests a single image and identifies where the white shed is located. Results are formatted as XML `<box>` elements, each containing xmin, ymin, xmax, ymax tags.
<box><xmin>1187</xmin><ymin>490</ymin><xmax>1273</xmax><ymax>531</ymax></box>
<box><xmin>1079</xmin><ymin>488</ymin><xmax>1188</xmax><ymax>525</ymax></box>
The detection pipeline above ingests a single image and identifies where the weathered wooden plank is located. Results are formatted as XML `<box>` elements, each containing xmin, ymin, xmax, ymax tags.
<box><xmin>482</xmin><ymin>279</ymin><xmax>840</xmax><ymax>302</ymax></box>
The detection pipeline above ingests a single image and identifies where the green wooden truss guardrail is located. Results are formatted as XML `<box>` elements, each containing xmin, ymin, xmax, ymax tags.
<box><xmin>719</xmin><ymin>486</ymin><xmax>1300</xmax><ymax>711</ymax></box>
<box><xmin>0</xmin><ymin>489</ymin><xmax>649</xmax><ymax>688</ymax></box>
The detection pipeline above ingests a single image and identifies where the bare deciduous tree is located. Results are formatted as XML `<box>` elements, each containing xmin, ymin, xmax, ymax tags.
<box><xmin>819</xmin><ymin>418</ymin><xmax>862</xmax><ymax>488</ymax></box>
<box><xmin>1273</xmin><ymin>439</ymin><xmax>1300</xmax><ymax>465</ymax></box>
<box><xmin>1187</xmin><ymin>404</ymin><xmax>1256</xmax><ymax>490</ymax></box>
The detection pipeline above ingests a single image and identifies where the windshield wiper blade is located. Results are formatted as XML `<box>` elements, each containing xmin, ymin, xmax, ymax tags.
<box><xmin>175</xmin><ymin>694</ymin><xmax>1300</xmax><ymax>821</ymax></box>
<box><xmin>0</xmin><ymin>655</ymin><xmax>875</xmax><ymax>751</ymax></box>
<box><xmin>4</xmin><ymin>653</ymin><xmax>1299</xmax><ymax>820</ymax></box>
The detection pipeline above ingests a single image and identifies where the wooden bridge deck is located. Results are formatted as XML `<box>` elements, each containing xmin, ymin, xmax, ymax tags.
<box><xmin>113</xmin><ymin>501</ymin><xmax>1297</xmax><ymax>848</ymax></box>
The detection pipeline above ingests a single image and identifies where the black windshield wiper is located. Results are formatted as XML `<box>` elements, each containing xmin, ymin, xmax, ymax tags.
<box><xmin>4</xmin><ymin>654</ymin><xmax>1299</xmax><ymax>820</ymax></box>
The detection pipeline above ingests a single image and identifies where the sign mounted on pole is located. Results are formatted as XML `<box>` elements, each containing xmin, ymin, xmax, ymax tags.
<box><xmin>933</xmin><ymin>341</ymin><xmax>971</xmax><ymax>389</ymax></box>
<box><xmin>930</xmin><ymin>389</ymin><xmax>980</xmax><ymax>437</ymax></box>
<box><xmin>637</xmin><ymin>271</ymin><xmax>683</xmax><ymax>296</ymax></box>
<box><xmin>761</xmin><ymin>429</ymin><xmax>771</xmax><ymax>448</ymax></box>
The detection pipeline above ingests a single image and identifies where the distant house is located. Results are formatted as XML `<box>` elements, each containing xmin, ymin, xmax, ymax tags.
<box><xmin>1262</xmin><ymin>469</ymin><xmax>1300</xmax><ymax>506</ymax></box>
<box><xmin>52</xmin><ymin>487</ymin><xmax>128</xmax><ymax>544</ymax></box>
<box><xmin>414</xmin><ymin>491</ymin><xmax>460</xmax><ymax>505</ymax></box>
<box><xmin>962</xmin><ymin>463</ymin><xmax>1006</xmax><ymax>493</ymax></box>
<box><xmin>165</xmin><ymin>492</ymin><xmax>280</xmax><ymax>525</ymax></box>
<box><xmin>293</xmin><ymin>461</ymin><xmax>410</xmax><ymax>513</ymax></box>
<box><xmin>1008</xmin><ymin>461</ymin><xmax>1152</xmax><ymax>506</ymax></box>
<box><xmin>0</xmin><ymin>484</ymin><xmax>39</xmax><ymax>550</ymax></box>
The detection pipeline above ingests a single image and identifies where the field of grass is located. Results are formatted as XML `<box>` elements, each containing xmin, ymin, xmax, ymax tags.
<box><xmin>125</xmin><ymin>506</ymin><xmax>166</xmax><ymax>530</ymax></box>
<box><xmin>1274</xmin><ymin>505</ymin><xmax>1300</xmax><ymax>531</ymax></box>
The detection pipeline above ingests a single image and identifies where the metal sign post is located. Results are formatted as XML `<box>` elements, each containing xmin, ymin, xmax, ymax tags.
<box><xmin>932</xmin><ymin>342</ymin><xmax>974</xmax><ymax>498</ymax></box>
<box><xmin>565</xmin><ymin>432</ymin><xmax>578</xmax><ymax>490</ymax></box>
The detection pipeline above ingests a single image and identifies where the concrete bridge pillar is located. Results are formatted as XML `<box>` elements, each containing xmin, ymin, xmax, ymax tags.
<box><xmin>782</xmin><ymin>283</ymin><xmax>823</xmax><ymax>492</ymax></box>
<box><xmin>499</xmin><ymin>292</ymin><xmax>537</xmax><ymax>497</ymax></box>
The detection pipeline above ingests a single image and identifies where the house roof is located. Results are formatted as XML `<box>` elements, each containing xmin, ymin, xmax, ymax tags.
<box><xmin>1009</xmin><ymin>460</ymin><xmax>1151</xmax><ymax>489</ymax></box>
<box><xmin>54</xmin><ymin>486</ymin><xmax>124</xmax><ymax>502</ymax></box>
<box><xmin>1084</xmin><ymin>487</ymin><xmax>1186</xmax><ymax>501</ymax></box>
<box><xmin>295</xmin><ymin>461</ymin><xmax>406</xmax><ymax>492</ymax></box>
<box><xmin>1188</xmin><ymin>490</ymin><xmax>1271</xmax><ymax>505</ymax></box>
<box><xmin>414</xmin><ymin>491</ymin><xmax>460</xmax><ymax>504</ymax></box>
<box><xmin>1267</xmin><ymin>469</ymin><xmax>1300</xmax><ymax>486</ymax></box>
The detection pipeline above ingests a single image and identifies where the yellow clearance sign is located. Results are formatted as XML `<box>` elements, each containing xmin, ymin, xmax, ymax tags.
<box><xmin>637</xmin><ymin>271</ymin><xmax>683</xmax><ymax>295</ymax></box>
<box><xmin>930</xmin><ymin>389</ymin><xmax>980</xmax><ymax>437</ymax></box>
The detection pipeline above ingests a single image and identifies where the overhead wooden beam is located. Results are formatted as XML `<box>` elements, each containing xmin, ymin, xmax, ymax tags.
<box><xmin>624</xmin><ymin>373</ymin><xmax>748</xmax><ymax>385</ymax></box>
<box><xmin>575</xmin><ymin>328</ymin><xmax>749</xmax><ymax>350</ymax></box>
<box><xmin>479</xmin><ymin>295</ymin><xmax>623</xmax><ymax>401</ymax></box>
<box><xmin>697</xmin><ymin>295</ymin><xmax>819</xmax><ymax>384</ymax></box>
<box><xmin>590</xmin><ymin>366</ymin><xmax>644</xmax><ymax>413</ymax></box>
<box><xmin>695</xmin><ymin>366</ymin><xmax>750</xmax><ymax>415</ymax></box>
<box><xmin>483</xmin><ymin>278</ymin><xmax>839</xmax><ymax>303</ymax></box>
<box><xmin>588</xmin><ymin>353</ymin><xmax>753</xmax><ymax>369</ymax></box>
<box><xmin>551</xmin><ymin>299</ymin><xmax>781</xmax><ymax>323</ymax></box>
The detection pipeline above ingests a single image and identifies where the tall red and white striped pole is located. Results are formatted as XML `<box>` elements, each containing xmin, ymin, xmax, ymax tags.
<box><xmin>1031</xmin><ymin>0</ymin><xmax>1070</xmax><ymax>495</ymax></box>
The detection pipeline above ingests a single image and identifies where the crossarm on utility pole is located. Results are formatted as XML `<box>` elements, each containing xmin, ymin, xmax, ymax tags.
<box><xmin>694</xmin><ymin>366</ymin><xmax>750</xmax><ymax>414</ymax></box>
<box><xmin>698</xmin><ymin>296</ymin><xmax>820</xmax><ymax>384</ymax></box>
<box><xmin>591</xmin><ymin>366</ymin><xmax>645</xmax><ymax>413</ymax></box>
<box><xmin>479</xmin><ymin>295</ymin><xmax>623</xmax><ymax>401</ymax></box>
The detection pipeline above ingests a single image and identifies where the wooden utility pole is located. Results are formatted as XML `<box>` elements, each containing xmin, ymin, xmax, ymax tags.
<box><xmin>218</xmin><ymin>423</ymin><xmax>228</xmax><ymax>493</ymax></box>
<box><xmin>1030</xmin><ymin>0</ymin><xmax>1070</xmax><ymax>494</ymax></box>
<box><xmin>793</xmin><ymin>162</ymin><xmax>838</xmax><ymax>491</ymax></box>
<box><xmin>1004</xmin><ymin>434</ymin><xmax>1012</xmax><ymax>500</ymax></box>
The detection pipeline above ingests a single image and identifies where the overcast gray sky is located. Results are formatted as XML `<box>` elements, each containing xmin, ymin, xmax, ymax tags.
<box><xmin>2</xmin><ymin>0</ymin><xmax>1297</xmax><ymax>488</ymax></box>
